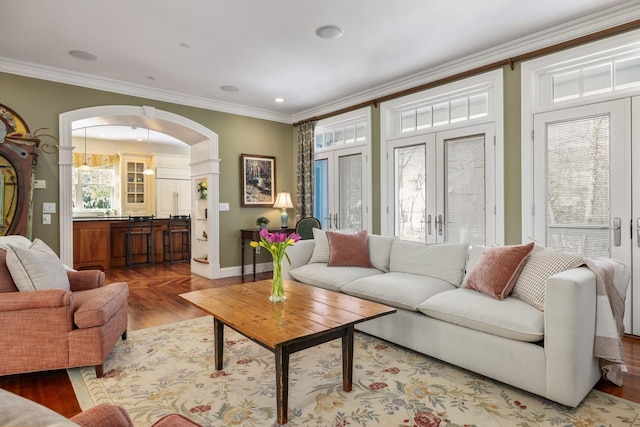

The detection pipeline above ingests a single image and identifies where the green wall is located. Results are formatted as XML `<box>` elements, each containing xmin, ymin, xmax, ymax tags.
<box><xmin>503</xmin><ymin>63</ymin><xmax>522</xmax><ymax>244</ymax></box>
<box><xmin>0</xmin><ymin>72</ymin><xmax>293</xmax><ymax>269</ymax></box>
<box><xmin>1</xmin><ymin>64</ymin><xmax>524</xmax><ymax>271</ymax></box>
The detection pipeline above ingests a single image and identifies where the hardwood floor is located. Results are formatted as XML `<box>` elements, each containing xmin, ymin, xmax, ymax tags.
<box><xmin>1</xmin><ymin>263</ymin><xmax>639</xmax><ymax>418</ymax></box>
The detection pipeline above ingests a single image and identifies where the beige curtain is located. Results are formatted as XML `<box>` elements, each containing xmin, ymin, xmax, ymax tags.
<box><xmin>296</xmin><ymin>121</ymin><xmax>316</xmax><ymax>221</ymax></box>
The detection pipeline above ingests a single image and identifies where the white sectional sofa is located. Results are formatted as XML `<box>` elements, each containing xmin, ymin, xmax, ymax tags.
<box><xmin>281</xmin><ymin>232</ymin><xmax>604</xmax><ymax>407</ymax></box>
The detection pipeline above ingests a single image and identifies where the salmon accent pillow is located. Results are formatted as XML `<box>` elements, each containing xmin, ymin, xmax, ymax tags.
<box><xmin>326</xmin><ymin>230</ymin><xmax>374</xmax><ymax>268</ymax></box>
<box><xmin>464</xmin><ymin>242</ymin><xmax>535</xmax><ymax>300</ymax></box>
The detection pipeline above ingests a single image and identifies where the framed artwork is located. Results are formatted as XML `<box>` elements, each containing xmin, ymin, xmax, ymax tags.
<box><xmin>240</xmin><ymin>154</ymin><xmax>276</xmax><ymax>207</ymax></box>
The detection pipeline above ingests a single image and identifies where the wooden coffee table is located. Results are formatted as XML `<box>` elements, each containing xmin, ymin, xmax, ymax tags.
<box><xmin>180</xmin><ymin>279</ymin><xmax>395</xmax><ymax>426</ymax></box>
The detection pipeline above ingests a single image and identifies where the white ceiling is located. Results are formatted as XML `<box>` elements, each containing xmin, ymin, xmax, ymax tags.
<box><xmin>0</xmin><ymin>0</ymin><xmax>636</xmax><ymax>129</ymax></box>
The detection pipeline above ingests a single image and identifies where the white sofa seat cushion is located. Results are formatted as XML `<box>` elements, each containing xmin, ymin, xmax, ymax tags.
<box><xmin>417</xmin><ymin>288</ymin><xmax>544</xmax><ymax>342</ymax></box>
<box><xmin>389</xmin><ymin>240</ymin><xmax>468</xmax><ymax>286</ymax></box>
<box><xmin>341</xmin><ymin>272</ymin><xmax>456</xmax><ymax>311</ymax></box>
<box><xmin>289</xmin><ymin>263</ymin><xmax>383</xmax><ymax>291</ymax></box>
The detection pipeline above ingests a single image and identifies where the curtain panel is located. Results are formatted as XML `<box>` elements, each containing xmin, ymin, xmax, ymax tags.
<box><xmin>296</xmin><ymin>122</ymin><xmax>316</xmax><ymax>221</ymax></box>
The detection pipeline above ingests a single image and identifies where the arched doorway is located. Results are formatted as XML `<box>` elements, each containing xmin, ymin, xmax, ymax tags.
<box><xmin>58</xmin><ymin>105</ymin><xmax>221</xmax><ymax>278</ymax></box>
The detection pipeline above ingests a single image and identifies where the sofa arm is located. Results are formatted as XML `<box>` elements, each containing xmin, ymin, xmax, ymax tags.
<box><xmin>544</xmin><ymin>266</ymin><xmax>600</xmax><ymax>406</ymax></box>
<box><xmin>71</xmin><ymin>404</ymin><xmax>134</xmax><ymax>427</ymax></box>
<box><xmin>0</xmin><ymin>288</ymin><xmax>72</xmax><ymax>312</ymax></box>
<box><xmin>69</xmin><ymin>270</ymin><xmax>105</xmax><ymax>291</ymax></box>
<box><xmin>282</xmin><ymin>239</ymin><xmax>315</xmax><ymax>280</ymax></box>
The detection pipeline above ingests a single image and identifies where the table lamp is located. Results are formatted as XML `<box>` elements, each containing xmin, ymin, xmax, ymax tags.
<box><xmin>273</xmin><ymin>192</ymin><xmax>293</xmax><ymax>228</ymax></box>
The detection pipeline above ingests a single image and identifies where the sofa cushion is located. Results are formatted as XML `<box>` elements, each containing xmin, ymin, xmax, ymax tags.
<box><xmin>0</xmin><ymin>388</ymin><xmax>79</xmax><ymax>427</ymax></box>
<box><xmin>309</xmin><ymin>228</ymin><xmax>330</xmax><ymax>263</ymax></box>
<box><xmin>0</xmin><ymin>235</ymin><xmax>32</xmax><ymax>250</ymax></box>
<box><xmin>368</xmin><ymin>234</ymin><xmax>394</xmax><ymax>272</ymax></box>
<box><xmin>342</xmin><ymin>272</ymin><xmax>456</xmax><ymax>311</ymax></box>
<box><xmin>389</xmin><ymin>240</ymin><xmax>468</xmax><ymax>286</ymax></box>
<box><xmin>289</xmin><ymin>263</ymin><xmax>383</xmax><ymax>291</ymax></box>
<box><xmin>73</xmin><ymin>282</ymin><xmax>129</xmax><ymax>328</ymax></box>
<box><xmin>5</xmin><ymin>244</ymin><xmax>70</xmax><ymax>292</ymax></box>
<box><xmin>417</xmin><ymin>288</ymin><xmax>544</xmax><ymax>342</ymax></box>
<box><xmin>0</xmin><ymin>249</ymin><xmax>18</xmax><ymax>293</ymax></box>
<box><xmin>464</xmin><ymin>242</ymin><xmax>535</xmax><ymax>300</ymax></box>
<box><xmin>327</xmin><ymin>230</ymin><xmax>373</xmax><ymax>268</ymax></box>
<box><xmin>511</xmin><ymin>248</ymin><xmax>584</xmax><ymax>310</ymax></box>
<box><xmin>461</xmin><ymin>245</ymin><xmax>486</xmax><ymax>287</ymax></box>
<box><xmin>30</xmin><ymin>238</ymin><xmax>75</xmax><ymax>272</ymax></box>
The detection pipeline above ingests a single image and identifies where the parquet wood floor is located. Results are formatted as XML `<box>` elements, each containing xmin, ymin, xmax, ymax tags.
<box><xmin>1</xmin><ymin>263</ymin><xmax>639</xmax><ymax>418</ymax></box>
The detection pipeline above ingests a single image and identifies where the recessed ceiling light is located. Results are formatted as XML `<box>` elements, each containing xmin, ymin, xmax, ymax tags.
<box><xmin>180</xmin><ymin>43</ymin><xmax>191</xmax><ymax>49</ymax></box>
<box><xmin>315</xmin><ymin>25</ymin><xmax>344</xmax><ymax>39</ymax></box>
<box><xmin>147</xmin><ymin>76</ymin><xmax>156</xmax><ymax>80</ymax></box>
<box><xmin>274</xmin><ymin>97</ymin><xmax>284</xmax><ymax>103</ymax></box>
<box><xmin>69</xmin><ymin>50</ymin><xmax>97</xmax><ymax>61</ymax></box>
<box><xmin>220</xmin><ymin>85</ymin><xmax>239</xmax><ymax>92</ymax></box>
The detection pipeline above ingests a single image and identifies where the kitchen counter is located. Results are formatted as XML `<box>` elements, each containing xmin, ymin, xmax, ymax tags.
<box><xmin>73</xmin><ymin>218</ymin><xmax>188</xmax><ymax>269</ymax></box>
<box><xmin>72</xmin><ymin>216</ymin><xmax>172</xmax><ymax>221</ymax></box>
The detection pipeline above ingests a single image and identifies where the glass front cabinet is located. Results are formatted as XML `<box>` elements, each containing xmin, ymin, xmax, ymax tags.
<box><xmin>119</xmin><ymin>154</ymin><xmax>150</xmax><ymax>215</ymax></box>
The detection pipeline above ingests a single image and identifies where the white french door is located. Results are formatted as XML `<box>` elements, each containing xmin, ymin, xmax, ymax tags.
<box><xmin>533</xmin><ymin>98</ymin><xmax>637</xmax><ymax>333</ymax></box>
<box><xmin>314</xmin><ymin>145</ymin><xmax>368</xmax><ymax>231</ymax></box>
<box><xmin>387</xmin><ymin>123</ymin><xmax>496</xmax><ymax>245</ymax></box>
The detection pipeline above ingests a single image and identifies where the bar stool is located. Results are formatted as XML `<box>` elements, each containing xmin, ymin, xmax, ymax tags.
<box><xmin>126</xmin><ymin>215</ymin><xmax>154</xmax><ymax>268</ymax></box>
<box><xmin>163</xmin><ymin>214</ymin><xmax>191</xmax><ymax>263</ymax></box>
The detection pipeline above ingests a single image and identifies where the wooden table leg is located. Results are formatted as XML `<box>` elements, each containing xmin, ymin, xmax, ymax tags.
<box><xmin>342</xmin><ymin>326</ymin><xmax>354</xmax><ymax>392</ymax></box>
<box><xmin>213</xmin><ymin>318</ymin><xmax>224</xmax><ymax>370</ymax></box>
<box><xmin>241</xmin><ymin>239</ymin><xmax>245</xmax><ymax>279</ymax></box>
<box><xmin>252</xmin><ymin>247</ymin><xmax>257</xmax><ymax>281</ymax></box>
<box><xmin>275</xmin><ymin>346</ymin><xmax>289</xmax><ymax>426</ymax></box>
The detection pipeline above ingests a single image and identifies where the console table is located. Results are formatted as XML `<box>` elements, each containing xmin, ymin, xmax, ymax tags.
<box><xmin>240</xmin><ymin>228</ymin><xmax>295</xmax><ymax>281</ymax></box>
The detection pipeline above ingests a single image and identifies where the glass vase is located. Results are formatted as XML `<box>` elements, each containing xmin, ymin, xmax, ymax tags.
<box><xmin>270</xmin><ymin>259</ymin><xmax>286</xmax><ymax>302</ymax></box>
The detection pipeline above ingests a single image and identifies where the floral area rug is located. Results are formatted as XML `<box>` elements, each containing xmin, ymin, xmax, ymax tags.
<box><xmin>68</xmin><ymin>316</ymin><xmax>640</xmax><ymax>427</ymax></box>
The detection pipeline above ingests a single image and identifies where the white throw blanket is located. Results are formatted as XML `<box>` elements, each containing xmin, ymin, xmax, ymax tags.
<box><xmin>583</xmin><ymin>257</ymin><xmax>630</xmax><ymax>386</ymax></box>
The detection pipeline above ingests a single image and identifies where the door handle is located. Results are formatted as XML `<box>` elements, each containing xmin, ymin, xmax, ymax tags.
<box><xmin>435</xmin><ymin>214</ymin><xmax>444</xmax><ymax>236</ymax></box>
<box><xmin>333</xmin><ymin>213</ymin><xmax>339</xmax><ymax>229</ymax></box>
<box><xmin>426</xmin><ymin>214</ymin><xmax>432</xmax><ymax>235</ymax></box>
<box><xmin>637</xmin><ymin>218</ymin><xmax>640</xmax><ymax>248</ymax></box>
<box><xmin>613</xmin><ymin>217</ymin><xmax>621</xmax><ymax>247</ymax></box>
<box><xmin>325</xmin><ymin>214</ymin><xmax>332</xmax><ymax>229</ymax></box>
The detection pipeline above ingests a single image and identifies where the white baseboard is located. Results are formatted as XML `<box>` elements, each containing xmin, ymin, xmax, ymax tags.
<box><xmin>218</xmin><ymin>262</ymin><xmax>273</xmax><ymax>278</ymax></box>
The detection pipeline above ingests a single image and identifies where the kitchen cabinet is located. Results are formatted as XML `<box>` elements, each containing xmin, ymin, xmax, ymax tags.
<box><xmin>119</xmin><ymin>154</ymin><xmax>151</xmax><ymax>215</ymax></box>
<box><xmin>73</xmin><ymin>220</ymin><xmax>110</xmax><ymax>270</ymax></box>
<box><xmin>156</xmin><ymin>179</ymin><xmax>191</xmax><ymax>217</ymax></box>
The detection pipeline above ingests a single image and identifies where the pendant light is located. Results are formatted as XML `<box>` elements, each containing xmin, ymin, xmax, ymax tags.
<box><xmin>79</xmin><ymin>128</ymin><xmax>91</xmax><ymax>171</ymax></box>
<box><xmin>143</xmin><ymin>128</ymin><xmax>155</xmax><ymax>175</ymax></box>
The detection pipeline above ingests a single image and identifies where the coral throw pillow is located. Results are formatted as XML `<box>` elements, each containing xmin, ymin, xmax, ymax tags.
<box><xmin>464</xmin><ymin>242</ymin><xmax>535</xmax><ymax>300</ymax></box>
<box><xmin>326</xmin><ymin>230</ymin><xmax>374</xmax><ymax>268</ymax></box>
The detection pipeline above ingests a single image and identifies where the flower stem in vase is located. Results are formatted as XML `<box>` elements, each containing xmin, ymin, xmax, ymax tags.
<box><xmin>270</xmin><ymin>259</ymin><xmax>286</xmax><ymax>302</ymax></box>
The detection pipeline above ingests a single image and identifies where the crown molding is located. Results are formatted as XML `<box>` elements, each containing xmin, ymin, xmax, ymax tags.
<box><xmin>0</xmin><ymin>57</ymin><xmax>294</xmax><ymax>124</ymax></box>
<box><xmin>293</xmin><ymin>1</ymin><xmax>640</xmax><ymax>122</ymax></box>
<box><xmin>1</xmin><ymin>2</ymin><xmax>637</xmax><ymax>126</ymax></box>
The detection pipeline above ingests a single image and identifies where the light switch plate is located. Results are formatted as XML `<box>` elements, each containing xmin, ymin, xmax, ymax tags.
<box><xmin>43</xmin><ymin>202</ymin><xmax>56</xmax><ymax>213</ymax></box>
<box><xmin>42</xmin><ymin>214</ymin><xmax>51</xmax><ymax>225</ymax></box>
<box><xmin>219</xmin><ymin>202</ymin><xmax>229</xmax><ymax>211</ymax></box>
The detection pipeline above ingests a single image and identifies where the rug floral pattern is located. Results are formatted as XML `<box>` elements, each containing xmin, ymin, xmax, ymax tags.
<box><xmin>70</xmin><ymin>316</ymin><xmax>640</xmax><ymax>427</ymax></box>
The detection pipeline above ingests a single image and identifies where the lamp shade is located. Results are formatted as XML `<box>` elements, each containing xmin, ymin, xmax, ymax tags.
<box><xmin>273</xmin><ymin>192</ymin><xmax>293</xmax><ymax>209</ymax></box>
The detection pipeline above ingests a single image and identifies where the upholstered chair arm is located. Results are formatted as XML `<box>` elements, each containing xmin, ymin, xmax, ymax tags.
<box><xmin>0</xmin><ymin>288</ymin><xmax>72</xmax><ymax>312</ymax></box>
<box><xmin>70</xmin><ymin>403</ymin><xmax>134</xmax><ymax>427</ymax></box>
<box><xmin>282</xmin><ymin>239</ymin><xmax>315</xmax><ymax>280</ymax></box>
<box><xmin>69</xmin><ymin>270</ymin><xmax>105</xmax><ymax>291</ymax></box>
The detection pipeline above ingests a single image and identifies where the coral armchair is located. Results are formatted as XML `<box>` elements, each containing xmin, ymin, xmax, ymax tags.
<box><xmin>0</xmin><ymin>241</ymin><xmax>128</xmax><ymax>378</ymax></box>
